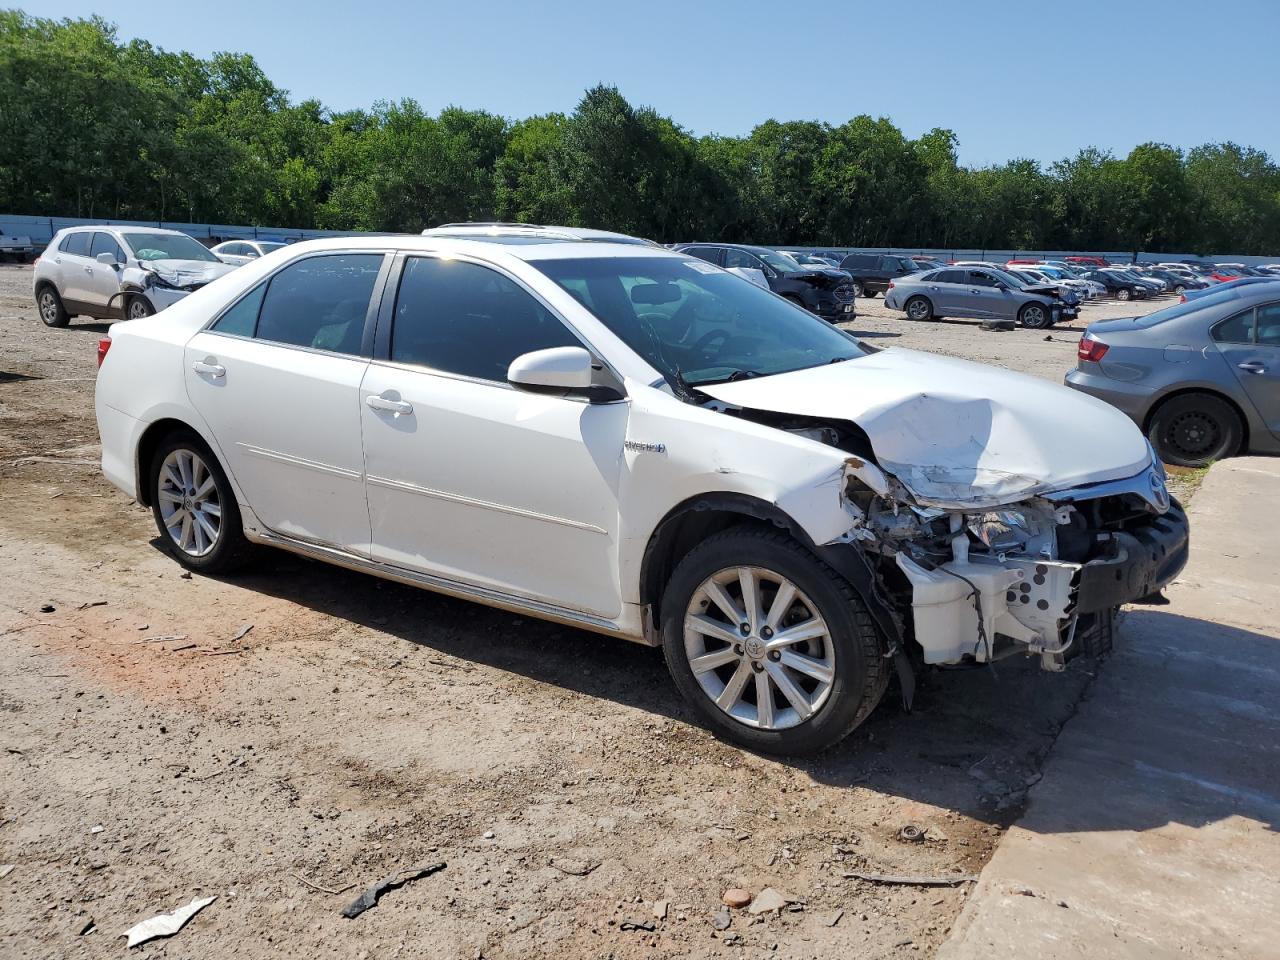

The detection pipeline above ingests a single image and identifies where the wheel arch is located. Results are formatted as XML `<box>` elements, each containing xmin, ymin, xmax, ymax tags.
<box><xmin>135</xmin><ymin>417</ymin><xmax>222</xmax><ymax>507</ymax></box>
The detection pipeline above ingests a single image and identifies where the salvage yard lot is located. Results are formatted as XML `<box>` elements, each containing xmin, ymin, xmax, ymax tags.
<box><xmin>0</xmin><ymin>264</ymin><xmax>1169</xmax><ymax>959</ymax></box>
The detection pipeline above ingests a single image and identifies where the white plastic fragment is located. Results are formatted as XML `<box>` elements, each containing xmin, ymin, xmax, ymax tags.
<box><xmin>121</xmin><ymin>896</ymin><xmax>216</xmax><ymax>948</ymax></box>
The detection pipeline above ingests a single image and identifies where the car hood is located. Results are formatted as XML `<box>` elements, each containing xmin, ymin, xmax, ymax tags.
<box><xmin>698</xmin><ymin>348</ymin><xmax>1152</xmax><ymax>507</ymax></box>
<box><xmin>140</xmin><ymin>259</ymin><xmax>237</xmax><ymax>287</ymax></box>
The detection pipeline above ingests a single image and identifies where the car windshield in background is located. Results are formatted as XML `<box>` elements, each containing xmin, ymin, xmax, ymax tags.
<box><xmin>122</xmin><ymin>232</ymin><xmax>219</xmax><ymax>262</ymax></box>
<box><xmin>530</xmin><ymin>256</ymin><xmax>867</xmax><ymax>387</ymax></box>
<box><xmin>259</xmin><ymin>242</ymin><xmax>285</xmax><ymax>253</ymax></box>
<box><xmin>990</xmin><ymin>268</ymin><xmax>1036</xmax><ymax>288</ymax></box>
<box><xmin>757</xmin><ymin>250</ymin><xmax>805</xmax><ymax>273</ymax></box>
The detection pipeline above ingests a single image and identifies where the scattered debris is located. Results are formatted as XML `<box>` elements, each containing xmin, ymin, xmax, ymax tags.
<box><xmin>39</xmin><ymin>603</ymin><xmax>54</xmax><ymax>613</ymax></box>
<box><xmin>548</xmin><ymin>857</ymin><xmax>599</xmax><ymax>877</ymax></box>
<box><xmin>482</xmin><ymin>830</ymin><xmax>495</xmax><ymax>839</ymax></box>
<box><xmin>121</xmin><ymin>895</ymin><xmax>216</xmax><ymax>948</ymax></box>
<box><xmin>652</xmin><ymin>899</ymin><xmax>669</xmax><ymax>920</ymax></box>
<box><xmin>90</xmin><ymin>825</ymin><xmax>104</xmax><ymax>834</ymax></box>
<box><xmin>898</xmin><ymin>824</ymin><xmax>925</xmax><ymax>843</ymax></box>
<box><xmin>171</xmin><ymin>644</ymin><xmax>197</xmax><ymax>652</ymax></box>
<box><xmin>0</xmin><ymin>865</ymin><xmax>14</xmax><ymax>879</ymax></box>
<box><xmin>924</xmin><ymin>826</ymin><xmax>949</xmax><ymax>842</ymax></box>
<box><xmin>77</xmin><ymin>917</ymin><xmax>95</xmax><ymax>936</ymax></box>
<box><xmin>748</xmin><ymin>887</ymin><xmax>800</xmax><ymax>915</ymax></box>
<box><xmin>201</xmin><ymin>649</ymin><xmax>246</xmax><ymax>657</ymax></box>
<box><xmin>619</xmin><ymin>918</ymin><xmax>656</xmax><ymax>932</ymax></box>
<box><xmin>1057</xmin><ymin>899</ymin><xmax>1070</xmax><ymax>908</ymax></box>
<box><xmin>341</xmin><ymin>862</ymin><xmax>445</xmax><ymax>919</ymax></box>
<box><xmin>292</xmin><ymin>873</ymin><xmax>355</xmax><ymax>896</ymax></box>
<box><xmin>824</xmin><ymin>908</ymin><xmax>844</xmax><ymax>927</ymax></box>
<box><xmin>844</xmin><ymin>872</ymin><xmax>977</xmax><ymax>887</ymax></box>
<box><xmin>230</xmin><ymin>623</ymin><xmax>254</xmax><ymax>642</ymax></box>
<box><xmin>76</xmin><ymin>600</ymin><xmax>107</xmax><ymax>611</ymax></box>
<box><xmin>710</xmin><ymin>907</ymin><xmax>731</xmax><ymax>930</ymax></box>
<box><xmin>980</xmin><ymin>318</ymin><xmax>1015</xmax><ymax>332</ymax></box>
<box><xmin>136</xmin><ymin>635</ymin><xmax>187</xmax><ymax>645</ymax></box>
<box><xmin>722</xmin><ymin>888</ymin><xmax>751</xmax><ymax>909</ymax></box>
<box><xmin>180</xmin><ymin>572</ymin><xmax>192</xmax><ymax>580</ymax></box>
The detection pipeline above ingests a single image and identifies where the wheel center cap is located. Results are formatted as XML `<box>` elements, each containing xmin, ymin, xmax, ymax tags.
<box><xmin>182</xmin><ymin>496</ymin><xmax>194</xmax><ymax>511</ymax></box>
<box><xmin>744</xmin><ymin>638</ymin><xmax>766</xmax><ymax>660</ymax></box>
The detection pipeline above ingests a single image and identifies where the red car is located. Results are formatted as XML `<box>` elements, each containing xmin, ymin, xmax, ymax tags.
<box><xmin>1065</xmin><ymin>255</ymin><xmax>1110</xmax><ymax>267</ymax></box>
<box><xmin>1005</xmin><ymin>258</ymin><xmax>1040</xmax><ymax>266</ymax></box>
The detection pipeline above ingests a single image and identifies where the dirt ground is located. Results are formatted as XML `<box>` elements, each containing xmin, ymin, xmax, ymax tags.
<box><xmin>0</xmin><ymin>265</ymin><xmax>1172</xmax><ymax>958</ymax></box>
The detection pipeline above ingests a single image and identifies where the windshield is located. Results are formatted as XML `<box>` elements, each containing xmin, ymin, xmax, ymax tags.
<box><xmin>122</xmin><ymin>232</ymin><xmax>219</xmax><ymax>262</ymax></box>
<box><xmin>756</xmin><ymin>250</ymin><xmax>805</xmax><ymax>274</ymax></box>
<box><xmin>1037</xmin><ymin>266</ymin><xmax>1065</xmax><ymax>278</ymax></box>
<box><xmin>530</xmin><ymin>256</ymin><xmax>867</xmax><ymax>387</ymax></box>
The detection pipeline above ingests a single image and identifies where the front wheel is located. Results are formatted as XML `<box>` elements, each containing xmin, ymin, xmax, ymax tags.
<box><xmin>127</xmin><ymin>295</ymin><xmax>155</xmax><ymax>320</ymax></box>
<box><xmin>849</xmin><ymin>281</ymin><xmax>865</xmax><ymax>298</ymax></box>
<box><xmin>661</xmin><ymin>527</ymin><xmax>888</xmax><ymax>756</ymax></box>
<box><xmin>149</xmin><ymin>432</ymin><xmax>251</xmax><ymax>573</ymax></box>
<box><xmin>1018</xmin><ymin>302</ymin><xmax>1052</xmax><ymax>329</ymax></box>
<box><xmin>1174</xmin><ymin>285</ymin><xmax>1186</xmax><ymax>295</ymax></box>
<box><xmin>1117</xmin><ymin>287</ymin><xmax>1132</xmax><ymax>302</ymax></box>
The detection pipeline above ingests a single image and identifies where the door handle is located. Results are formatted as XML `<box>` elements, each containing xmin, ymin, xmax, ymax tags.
<box><xmin>84</xmin><ymin>266</ymin><xmax>93</xmax><ymax>274</ymax></box>
<box><xmin>192</xmin><ymin>360</ymin><xmax>226</xmax><ymax>378</ymax></box>
<box><xmin>366</xmin><ymin>394</ymin><xmax>413</xmax><ymax>416</ymax></box>
<box><xmin>1237</xmin><ymin>361</ymin><xmax>1266</xmax><ymax>375</ymax></box>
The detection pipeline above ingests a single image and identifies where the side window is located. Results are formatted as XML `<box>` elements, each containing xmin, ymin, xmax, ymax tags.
<box><xmin>1254</xmin><ymin>303</ymin><xmax>1280</xmax><ymax>345</ymax></box>
<box><xmin>968</xmin><ymin>271</ymin><xmax>997</xmax><ymax>287</ymax></box>
<box><xmin>683</xmin><ymin>246</ymin><xmax>722</xmax><ymax>266</ymax></box>
<box><xmin>1211</xmin><ymin>309</ymin><xmax>1254</xmax><ymax>344</ymax></box>
<box><xmin>935</xmin><ymin>269</ymin><xmax>965</xmax><ymax>284</ymax></box>
<box><xmin>64</xmin><ymin>232</ymin><xmax>91</xmax><ymax>257</ymax></box>
<box><xmin>391</xmin><ymin>257</ymin><xmax>581</xmax><ymax>382</ymax></box>
<box><xmin>723</xmin><ymin>248</ymin><xmax>761</xmax><ymax>270</ymax></box>
<box><xmin>877</xmin><ymin>256</ymin><xmax>902</xmax><ymax>272</ymax></box>
<box><xmin>90</xmin><ymin>232</ymin><xmax>124</xmax><ymax>263</ymax></box>
<box><xmin>254</xmin><ymin>254</ymin><xmax>383</xmax><ymax>354</ymax></box>
<box><xmin>212</xmin><ymin>284</ymin><xmax>267</xmax><ymax>337</ymax></box>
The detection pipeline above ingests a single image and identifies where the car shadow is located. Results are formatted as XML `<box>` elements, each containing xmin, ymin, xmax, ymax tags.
<box><xmin>166</xmin><ymin>541</ymin><xmax>1280</xmax><ymax>835</ymax></box>
<box><xmin>70</xmin><ymin>321</ymin><xmax>114</xmax><ymax>334</ymax></box>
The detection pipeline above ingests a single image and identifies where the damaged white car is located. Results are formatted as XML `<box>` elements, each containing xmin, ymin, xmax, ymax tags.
<box><xmin>94</xmin><ymin>237</ymin><xmax>1189</xmax><ymax>754</ymax></box>
<box><xmin>34</xmin><ymin>226</ymin><xmax>237</xmax><ymax>327</ymax></box>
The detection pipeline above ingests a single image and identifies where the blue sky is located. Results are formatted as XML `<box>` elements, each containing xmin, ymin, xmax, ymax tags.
<box><xmin>31</xmin><ymin>0</ymin><xmax>1280</xmax><ymax>166</ymax></box>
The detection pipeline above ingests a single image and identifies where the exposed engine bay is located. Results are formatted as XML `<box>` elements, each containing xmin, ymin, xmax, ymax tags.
<box><xmin>728</xmin><ymin>407</ymin><xmax>1187</xmax><ymax>672</ymax></box>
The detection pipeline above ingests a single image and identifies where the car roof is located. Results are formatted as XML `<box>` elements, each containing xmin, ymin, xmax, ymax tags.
<box><xmin>422</xmin><ymin>222</ymin><xmax>655</xmax><ymax>245</ymax></box>
<box><xmin>276</xmin><ymin>233</ymin><xmax>680</xmax><ymax>263</ymax></box>
<box><xmin>62</xmin><ymin>225</ymin><xmax>188</xmax><ymax>236</ymax></box>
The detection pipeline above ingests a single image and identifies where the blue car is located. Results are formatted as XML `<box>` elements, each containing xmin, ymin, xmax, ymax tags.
<box><xmin>1181</xmin><ymin>276</ymin><xmax>1280</xmax><ymax>301</ymax></box>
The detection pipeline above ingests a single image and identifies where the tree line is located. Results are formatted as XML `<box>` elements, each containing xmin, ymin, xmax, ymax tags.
<box><xmin>4</xmin><ymin>11</ymin><xmax>1280</xmax><ymax>255</ymax></box>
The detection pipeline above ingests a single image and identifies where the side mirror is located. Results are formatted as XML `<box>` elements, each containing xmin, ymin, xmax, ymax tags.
<box><xmin>96</xmin><ymin>251</ymin><xmax>119</xmax><ymax>267</ymax></box>
<box><xmin>508</xmin><ymin>346</ymin><xmax>623</xmax><ymax>402</ymax></box>
<box><xmin>993</xmin><ymin>281</ymin><xmax>1008</xmax><ymax>290</ymax></box>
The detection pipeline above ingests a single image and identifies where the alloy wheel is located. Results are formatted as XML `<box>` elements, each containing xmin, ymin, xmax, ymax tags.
<box><xmin>39</xmin><ymin>291</ymin><xmax>58</xmax><ymax>323</ymax></box>
<box><xmin>907</xmin><ymin>299</ymin><xmax>930</xmax><ymax>321</ymax></box>
<box><xmin>128</xmin><ymin>299</ymin><xmax>151</xmax><ymax>320</ymax></box>
<box><xmin>157</xmin><ymin>448</ymin><xmax>221</xmax><ymax>557</ymax></box>
<box><xmin>1022</xmin><ymin>305</ymin><xmax>1047</xmax><ymax>328</ymax></box>
<box><xmin>683</xmin><ymin>566</ymin><xmax>835</xmax><ymax>731</ymax></box>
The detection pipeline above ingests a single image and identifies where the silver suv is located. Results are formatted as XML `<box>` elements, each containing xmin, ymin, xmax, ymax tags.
<box><xmin>33</xmin><ymin>226</ymin><xmax>236</xmax><ymax>327</ymax></box>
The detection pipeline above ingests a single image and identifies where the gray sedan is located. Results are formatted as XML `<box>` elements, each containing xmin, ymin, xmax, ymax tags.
<box><xmin>883</xmin><ymin>266</ymin><xmax>1077</xmax><ymax>329</ymax></box>
<box><xmin>1066</xmin><ymin>285</ymin><xmax>1280</xmax><ymax>466</ymax></box>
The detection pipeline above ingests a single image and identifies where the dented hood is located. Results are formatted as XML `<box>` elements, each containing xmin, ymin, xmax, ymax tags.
<box><xmin>699</xmin><ymin>348</ymin><xmax>1152</xmax><ymax>507</ymax></box>
<box><xmin>139</xmin><ymin>259</ymin><xmax>237</xmax><ymax>288</ymax></box>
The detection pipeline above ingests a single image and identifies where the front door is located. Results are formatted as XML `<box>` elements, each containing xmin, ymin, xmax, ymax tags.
<box><xmin>86</xmin><ymin>232</ymin><xmax>126</xmax><ymax>311</ymax></box>
<box><xmin>360</xmin><ymin>254</ymin><xmax>627</xmax><ymax>617</ymax></box>
<box><xmin>184</xmin><ymin>251</ymin><xmax>388</xmax><ymax>554</ymax></box>
<box><xmin>962</xmin><ymin>270</ymin><xmax>1008</xmax><ymax>318</ymax></box>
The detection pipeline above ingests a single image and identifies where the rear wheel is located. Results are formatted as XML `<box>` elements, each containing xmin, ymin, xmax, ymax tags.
<box><xmin>1147</xmin><ymin>392</ymin><xmax>1243</xmax><ymax>467</ymax></box>
<box><xmin>36</xmin><ymin>285</ymin><xmax>69</xmax><ymax>327</ymax></box>
<box><xmin>1018</xmin><ymin>302</ymin><xmax>1052</xmax><ymax>329</ymax></box>
<box><xmin>661</xmin><ymin>527</ymin><xmax>888</xmax><ymax>756</ymax></box>
<box><xmin>1173</xmin><ymin>284</ymin><xmax>1186</xmax><ymax>295</ymax></box>
<box><xmin>1117</xmin><ymin>287</ymin><xmax>1132</xmax><ymax>302</ymax></box>
<box><xmin>904</xmin><ymin>295</ymin><xmax>933</xmax><ymax>321</ymax></box>
<box><xmin>149</xmin><ymin>432</ymin><xmax>251</xmax><ymax>574</ymax></box>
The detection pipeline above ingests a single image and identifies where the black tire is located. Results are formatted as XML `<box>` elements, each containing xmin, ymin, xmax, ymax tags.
<box><xmin>1174</xmin><ymin>284</ymin><xmax>1186</xmax><ymax>295</ymax></box>
<box><xmin>904</xmin><ymin>295</ymin><xmax>933</xmax><ymax>322</ymax></box>
<box><xmin>1117</xmin><ymin>287</ymin><xmax>1132</xmax><ymax>302</ymax></box>
<box><xmin>863</xmin><ymin>290</ymin><xmax>879</xmax><ymax>299</ymax></box>
<box><xmin>36</xmin><ymin>284</ymin><xmax>70</xmax><ymax>327</ymax></box>
<box><xmin>126</xmin><ymin>295</ymin><xmax>156</xmax><ymax>320</ymax></box>
<box><xmin>148</xmin><ymin>431</ymin><xmax>251</xmax><ymax>574</ymax></box>
<box><xmin>1018</xmin><ymin>301</ymin><xmax>1052</xmax><ymax>329</ymax></box>
<box><xmin>660</xmin><ymin>526</ymin><xmax>888</xmax><ymax>756</ymax></box>
<box><xmin>849</xmin><ymin>280</ymin><xmax>865</xmax><ymax>298</ymax></box>
<box><xmin>1147</xmin><ymin>392</ymin><xmax>1243</xmax><ymax>468</ymax></box>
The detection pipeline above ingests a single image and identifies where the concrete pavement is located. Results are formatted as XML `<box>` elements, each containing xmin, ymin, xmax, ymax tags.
<box><xmin>937</xmin><ymin>458</ymin><xmax>1280</xmax><ymax>960</ymax></box>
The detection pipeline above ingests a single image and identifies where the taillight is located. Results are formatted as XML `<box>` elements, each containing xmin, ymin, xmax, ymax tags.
<box><xmin>887</xmin><ymin>281</ymin><xmax>895</xmax><ymax>290</ymax></box>
<box><xmin>96</xmin><ymin>336</ymin><xmax>111</xmax><ymax>367</ymax></box>
<box><xmin>1077</xmin><ymin>335</ymin><xmax>1109</xmax><ymax>363</ymax></box>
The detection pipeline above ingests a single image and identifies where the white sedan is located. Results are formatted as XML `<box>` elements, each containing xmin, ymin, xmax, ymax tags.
<box><xmin>93</xmin><ymin>236</ymin><xmax>1187</xmax><ymax>754</ymax></box>
<box><xmin>210</xmin><ymin>239</ymin><xmax>288</xmax><ymax>266</ymax></box>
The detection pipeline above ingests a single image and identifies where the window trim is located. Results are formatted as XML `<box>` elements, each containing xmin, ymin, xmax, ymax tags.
<box><xmin>202</xmin><ymin>249</ymin><xmax>394</xmax><ymax>360</ymax></box>
<box><xmin>1211</xmin><ymin>307</ymin><xmax>1257</xmax><ymax>345</ymax></box>
<box><xmin>371</xmin><ymin>251</ymin><xmax>626</xmax><ymax>399</ymax></box>
<box><xmin>1254</xmin><ymin>301</ymin><xmax>1280</xmax><ymax>347</ymax></box>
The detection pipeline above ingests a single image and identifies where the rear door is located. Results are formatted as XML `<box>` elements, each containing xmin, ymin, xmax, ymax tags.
<box><xmin>1215</xmin><ymin>302</ymin><xmax>1280</xmax><ymax>440</ymax></box>
<box><xmin>184</xmin><ymin>251</ymin><xmax>390</xmax><ymax>554</ymax></box>
<box><xmin>924</xmin><ymin>269</ymin><xmax>972</xmax><ymax>316</ymax></box>
<box><xmin>57</xmin><ymin>231</ymin><xmax>94</xmax><ymax>304</ymax></box>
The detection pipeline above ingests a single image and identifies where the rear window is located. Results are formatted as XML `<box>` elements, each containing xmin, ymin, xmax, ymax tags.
<box><xmin>1132</xmin><ymin>288</ymin><xmax>1252</xmax><ymax>329</ymax></box>
<box><xmin>63</xmin><ymin>232</ymin><xmax>91</xmax><ymax>257</ymax></box>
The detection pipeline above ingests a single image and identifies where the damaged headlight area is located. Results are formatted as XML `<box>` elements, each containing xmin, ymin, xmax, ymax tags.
<box><xmin>847</xmin><ymin>464</ymin><xmax>1189</xmax><ymax>673</ymax></box>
